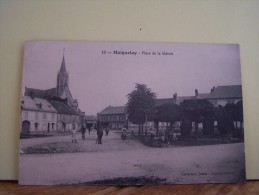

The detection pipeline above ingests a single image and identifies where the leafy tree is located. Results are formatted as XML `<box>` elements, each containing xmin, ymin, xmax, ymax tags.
<box><xmin>236</xmin><ymin>100</ymin><xmax>243</xmax><ymax>127</ymax></box>
<box><xmin>126</xmin><ymin>84</ymin><xmax>157</xmax><ymax>137</ymax></box>
<box><xmin>215</xmin><ymin>104</ymin><xmax>235</xmax><ymax>136</ymax></box>
<box><xmin>154</xmin><ymin>103</ymin><xmax>180</xmax><ymax>134</ymax></box>
<box><xmin>180</xmin><ymin>115</ymin><xmax>192</xmax><ymax>136</ymax></box>
<box><xmin>180</xmin><ymin>99</ymin><xmax>215</xmax><ymax>138</ymax></box>
<box><xmin>235</xmin><ymin>100</ymin><xmax>244</xmax><ymax>138</ymax></box>
<box><xmin>223</xmin><ymin>101</ymin><xmax>243</xmax><ymax>138</ymax></box>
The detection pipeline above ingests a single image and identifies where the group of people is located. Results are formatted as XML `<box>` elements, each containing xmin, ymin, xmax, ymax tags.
<box><xmin>71</xmin><ymin>125</ymin><xmax>129</xmax><ymax>144</ymax></box>
<box><xmin>71</xmin><ymin>126</ymin><xmax>93</xmax><ymax>143</ymax></box>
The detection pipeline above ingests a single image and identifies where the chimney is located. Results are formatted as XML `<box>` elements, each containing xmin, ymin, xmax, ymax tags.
<box><xmin>173</xmin><ymin>93</ymin><xmax>177</xmax><ymax>103</ymax></box>
<box><xmin>195</xmin><ymin>89</ymin><xmax>198</xmax><ymax>97</ymax></box>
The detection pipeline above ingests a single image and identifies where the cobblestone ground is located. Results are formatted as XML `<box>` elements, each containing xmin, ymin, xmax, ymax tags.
<box><xmin>19</xmin><ymin>131</ymin><xmax>245</xmax><ymax>185</ymax></box>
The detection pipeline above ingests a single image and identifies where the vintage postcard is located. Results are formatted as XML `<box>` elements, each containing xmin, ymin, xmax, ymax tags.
<box><xmin>19</xmin><ymin>41</ymin><xmax>245</xmax><ymax>185</ymax></box>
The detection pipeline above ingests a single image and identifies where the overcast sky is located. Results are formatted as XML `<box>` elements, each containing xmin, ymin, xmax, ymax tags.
<box><xmin>22</xmin><ymin>41</ymin><xmax>241</xmax><ymax>115</ymax></box>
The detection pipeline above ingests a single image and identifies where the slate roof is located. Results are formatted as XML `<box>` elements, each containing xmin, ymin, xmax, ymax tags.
<box><xmin>99</xmin><ymin>106</ymin><xmax>126</xmax><ymax>115</ymax></box>
<box><xmin>25</xmin><ymin>87</ymin><xmax>57</xmax><ymax>99</ymax></box>
<box><xmin>206</xmin><ymin>85</ymin><xmax>242</xmax><ymax>99</ymax></box>
<box><xmin>21</xmin><ymin>96</ymin><xmax>57</xmax><ymax>113</ymax></box>
<box><xmin>60</xmin><ymin>55</ymin><xmax>67</xmax><ymax>73</ymax></box>
<box><xmin>50</xmin><ymin>100</ymin><xmax>79</xmax><ymax>115</ymax></box>
<box><xmin>155</xmin><ymin>96</ymin><xmax>195</xmax><ymax>106</ymax></box>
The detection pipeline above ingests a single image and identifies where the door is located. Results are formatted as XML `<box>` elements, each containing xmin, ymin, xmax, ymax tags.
<box><xmin>22</xmin><ymin>120</ymin><xmax>30</xmax><ymax>134</ymax></box>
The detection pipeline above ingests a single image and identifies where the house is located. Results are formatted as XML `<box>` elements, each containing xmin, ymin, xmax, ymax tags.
<box><xmin>50</xmin><ymin>100</ymin><xmax>82</xmax><ymax>131</ymax></box>
<box><xmin>204</xmin><ymin>85</ymin><xmax>242</xmax><ymax>107</ymax></box>
<box><xmin>21</xmin><ymin>96</ymin><xmax>58</xmax><ymax>134</ymax></box>
<box><xmin>97</xmin><ymin>106</ymin><xmax>128</xmax><ymax>129</ymax></box>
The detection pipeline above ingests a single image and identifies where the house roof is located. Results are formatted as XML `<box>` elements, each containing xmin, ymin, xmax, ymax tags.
<box><xmin>50</xmin><ymin>100</ymin><xmax>79</xmax><ymax>115</ymax></box>
<box><xmin>25</xmin><ymin>87</ymin><xmax>57</xmax><ymax>99</ymax></box>
<box><xmin>99</xmin><ymin>106</ymin><xmax>126</xmax><ymax>115</ymax></box>
<box><xmin>197</xmin><ymin>93</ymin><xmax>210</xmax><ymax>99</ymax></box>
<box><xmin>155</xmin><ymin>98</ymin><xmax>173</xmax><ymax>106</ymax></box>
<box><xmin>155</xmin><ymin>96</ymin><xmax>195</xmax><ymax>106</ymax></box>
<box><xmin>206</xmin><ymin>85</ymin><xmax>242</xmax><ymax>99</ymax></box>
<box><xmin>21</xmin><ymin>96</ymin><xmax>57</xmax><ymax>113</ymax></box>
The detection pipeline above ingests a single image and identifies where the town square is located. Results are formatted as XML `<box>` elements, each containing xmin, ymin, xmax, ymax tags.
<box><xmin>19</xmin><ymin>41</ymin><xmax>245</xmax><ymax>185</ymax></box>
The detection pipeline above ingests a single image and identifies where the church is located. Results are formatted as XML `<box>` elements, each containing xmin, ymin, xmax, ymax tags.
<box><xmin>23</xmin><ymin>52</ymin><xmax>84</xmax><ymax>132</ymax></box>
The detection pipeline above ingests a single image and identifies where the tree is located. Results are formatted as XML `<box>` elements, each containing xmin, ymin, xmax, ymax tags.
<box><xmin>223</xmin><ymin>101</ymin><xmax>243</xmax><ymax>138</ymax></box>
<box><xmin>180</xmin><ymin>99</ymin><xmax>215</xmax><ymax>138</ymax></box>
<box><xmin>126</xmin><ymin>84</ymin><xmax>157</xmax><ymax>137</ymax></box>
<box><xmin>235</xmin><ymin>100</ymin><xmax>244</xmax><ymax>138</ymax></box>
<box><xmin>215</xmin><ymin>104</ymin><xmax>235</xmax><ymax>136</ymax></box>
<box><xmin>154</xmin><ymin>103</ymin><xmax>180</xmax><ymax>135</ymax></box>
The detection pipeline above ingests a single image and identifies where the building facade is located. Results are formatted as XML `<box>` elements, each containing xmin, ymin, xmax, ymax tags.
<box><xmin>50</xmin><ymin>100</ymin><xmax>81</xmax><ymax>131</ymax></box>
<box><xmin>21</xmin><ymin>96</ymin><xmax>58</xmax><ymax>134</ymax></box>
<box><xmin>97</xmin><ymin>106</ymin><xmax>128</xmax><ymax>129</ymax></box>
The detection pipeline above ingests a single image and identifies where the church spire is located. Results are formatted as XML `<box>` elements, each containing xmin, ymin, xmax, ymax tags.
<box><xmin>60</xmin><ymin>48</ymin><xmax>66</xmax><ymax>73</ymax></box>
<box><xmin>57</xmin><ymin>48</ymin><xmax>69</xmax><ymax>95</ymax></box>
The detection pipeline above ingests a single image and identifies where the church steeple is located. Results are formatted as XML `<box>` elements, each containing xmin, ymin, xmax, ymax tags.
<box><xmin>57</xmin><ymin>49</ymin><xmax>69</xmax><ymax>95</ymax></box>
<box><xmin>60</xmin><ymin>48</ymin><xmax>67</xmax><ymax>73</ymax></box>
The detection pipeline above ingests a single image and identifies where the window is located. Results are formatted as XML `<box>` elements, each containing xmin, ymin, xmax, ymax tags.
<box><xmin>43</xmin><ymin>113</ymin><xmax>47</xmax><ymax>120</ymax></box>
<box><xmin>35</xmin><ymin>112</ymin><xmax>39</xmax><ymax>120</ymax></box>
<box><xmin>34</xmin><ymin>122</ymin><xmax>38</xmax><ymax>130</ymax></box>
<box><xmin>52</xmin><ymin>113</ymin><xmax>55</xmax><ymax>121</ymax></box>
<box><xmin>52</xmin><ymin>123</ymin><xmax>55</xmax><ymax>130</ymax></box>
<box><xmin>24</xmin><ymin>111</ymin><xmax>28</xmax><ymax>119</ymax></box>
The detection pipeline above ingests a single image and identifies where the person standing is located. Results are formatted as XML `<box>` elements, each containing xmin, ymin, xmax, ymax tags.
<box><xmin>121</xmin><ymin>126</ymin><xmax>127</xmax><ymax>142</ymax></box>
<box><xmin>88</xmin><ymin>126</ymin><xmax>91</xmax><ymax>135</ymax></box>
<box><xmin>71</xmin><ymin>127</ymin><xmax>77</xmax><ymax>143</ymax></box>
<box><xmin>105</xmin><ymin>127</ymin><xmax>109</xmax><ymax>136</ymax></box>
<box><xmin>97</xmin><ymin>128</ymin><xmax>103</xmax><ymax>144</ymax></box>
<box><xmin>81</xmin><ymin>126</ymin><xmax>86</xmax><ymax>140</ymax></box>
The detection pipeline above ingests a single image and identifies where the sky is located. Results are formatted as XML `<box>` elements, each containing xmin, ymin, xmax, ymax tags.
<box><xmin>21</xmin><ymin>41</ymin><xmax>242</xmax><ymax>115</ymax></box>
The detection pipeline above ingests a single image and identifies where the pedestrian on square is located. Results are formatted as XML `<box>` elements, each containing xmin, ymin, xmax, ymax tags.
<box><xmin>121</xmin><ymin>126</ymin><xmax>127</xmax><ymax>142</ymax></box>
<box><xmin>81</xmin><ymin>125</ymin><xmax>86</xmax><ymax>140</ymax></box>
<box><xmin>88</xmin><ymin>126</ymin><xmax>91</xmax><ymax>135</ymax></box>
<box><xmin>105</xmin><ymin>127</ymin><xmax>109</xmax><ymax>136</ymax></box>
<box><xmin>71</xmin><ymin>127</ymin><xmax>77</xmax><ymax>143</ymax></box>
<box><xmin>97</xmin><ymin>127</ymin><xmax>103</xmax><ymax>144</ymax></box>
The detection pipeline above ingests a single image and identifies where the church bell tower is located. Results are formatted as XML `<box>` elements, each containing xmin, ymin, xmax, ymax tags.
<box><xmin>57</xmin><ymin>49</ymin><xmax>69</xmax><ymax>96</ymax></box>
